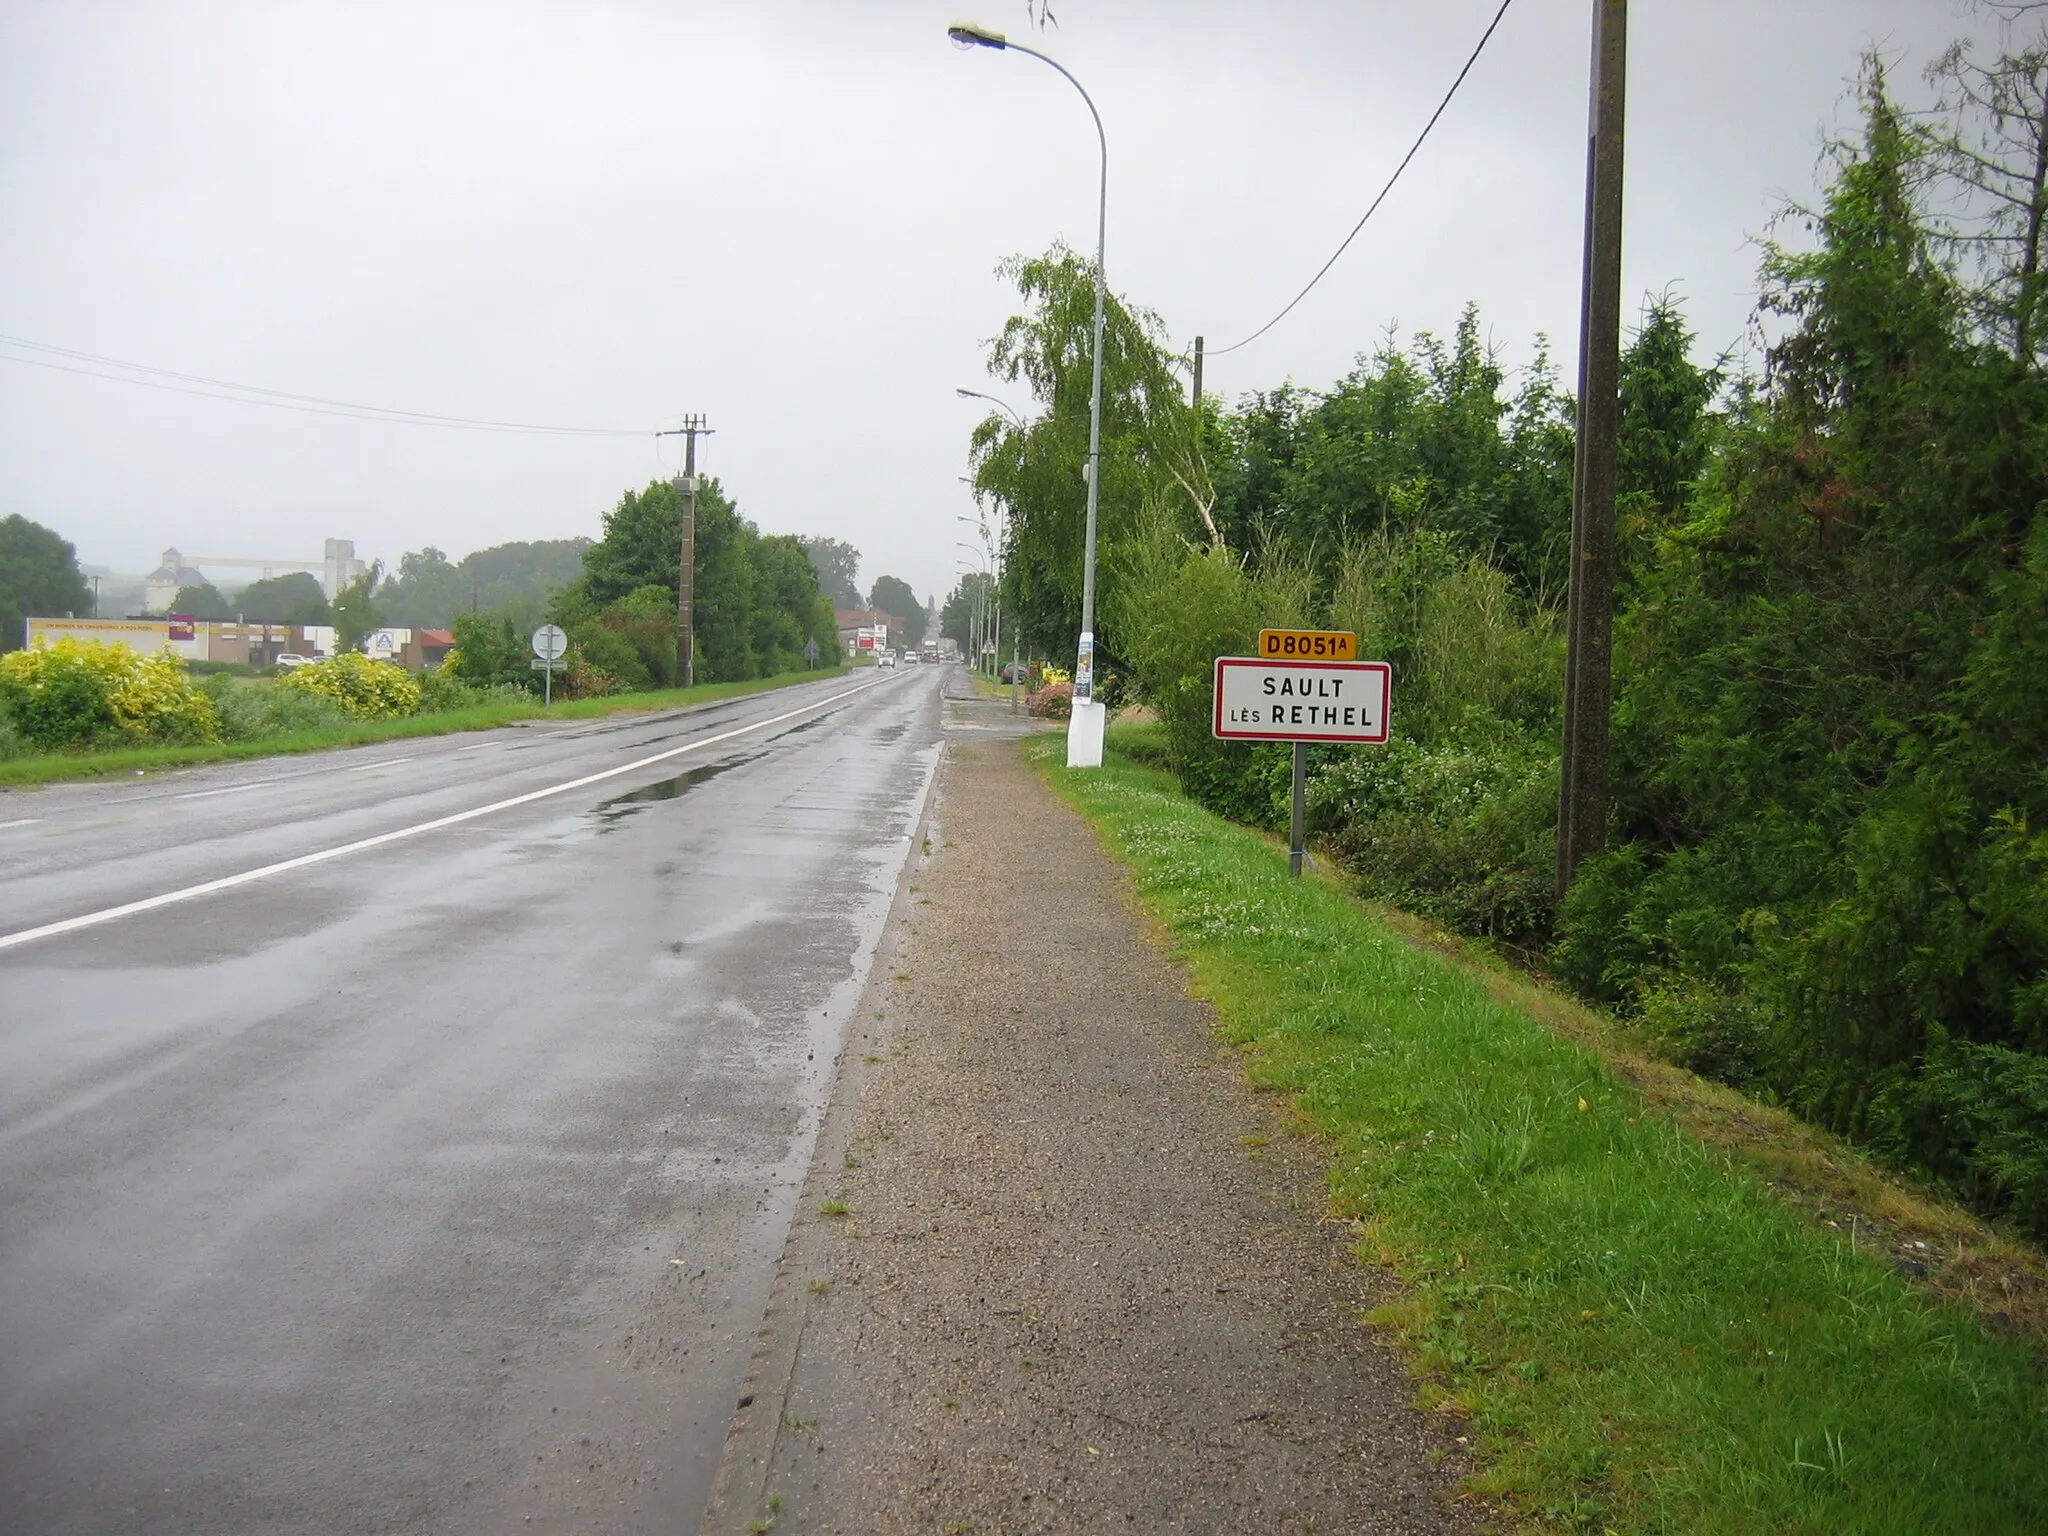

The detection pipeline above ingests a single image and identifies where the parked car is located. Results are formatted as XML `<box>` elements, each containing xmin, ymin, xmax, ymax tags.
<box><xmin>274</xmin><ymin>653</ymin><xmax>313</xmax><ymax>669</ymax></box>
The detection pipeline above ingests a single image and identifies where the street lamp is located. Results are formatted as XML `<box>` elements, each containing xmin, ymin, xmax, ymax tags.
<box><xmin>956</xmin><ymin>542</ymin><xmax>997</xmax><ymax>677</ymax></box>
<box><xmin>956</xmin><ymin>475</ymin><xmax>1021</xmax><ymax>711</ymax></box>
<box><xmin>955</xmin><ymin>386</ymin><xmax>1027</xmax><ymax>430</ymax></box>
<box><xmin>948</xmin><ymin>20</ymin><xmax>1107</xmax><ymax>767</ymax></box>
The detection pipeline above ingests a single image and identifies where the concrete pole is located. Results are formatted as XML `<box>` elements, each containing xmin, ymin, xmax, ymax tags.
<box><xmin>1557</xmin><ymin>0</ymin><xmax>1627</xmax><ymax>895</ymax></box>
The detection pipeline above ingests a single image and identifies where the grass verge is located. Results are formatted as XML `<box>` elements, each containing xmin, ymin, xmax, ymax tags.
<box><xmin>1030</xmin><ymin>730</ymin><xmax>2048</xmax><ymax>1536</ymax></box>
<box><xmin>0</xmin><ymin>667</ymin><xmax>850</xmax><ymax>788</ymax></box>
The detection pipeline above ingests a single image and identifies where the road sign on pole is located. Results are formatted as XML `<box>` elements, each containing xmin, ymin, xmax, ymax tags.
<box><xmin>803</xmin><ymin>636</ymin><xmax>820</xmax><ymax>668</ymax></box>
<box><xmin>530</xmin><ymin>625</ymin><xmax>568</xmax><ymax>707</ymax></box>
<box><xmin>1213</xmin><ymin>651</ymin><xmax>1391</xmax><ymax>878</ymax></box>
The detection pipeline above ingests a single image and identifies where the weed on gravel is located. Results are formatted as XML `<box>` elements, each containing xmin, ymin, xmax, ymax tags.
<box><xmin>1030</xmin><ymin>733</ymin><xmax>2048</xmax><ymax>1536</ymax></box>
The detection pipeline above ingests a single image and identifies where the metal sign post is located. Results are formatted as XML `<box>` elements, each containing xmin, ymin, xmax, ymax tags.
<box><xmin>803</xmin><ymin>636</ymin><xmax>820</xmax><ymax>669</ymax></box>
<box><xmin>530</xmin><ymin>624</ymin><xmax>568</xmax><ymax>707</ymax></box>
<box><xmin>1213</xmin><ymin>638</ymin><xmax>1391</xmax><ymax>878</ymax></box>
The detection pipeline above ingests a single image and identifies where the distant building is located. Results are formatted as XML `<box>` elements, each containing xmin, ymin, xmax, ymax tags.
<box><xmin>143</xmin><ymin>549</ymin><xmax>206</xmax><ymax>613</ymax></box>
<box><xmin>25</xmin><ymin>616</ymin><xmax>327</xmax><ymax>666</ymax></box>
<box><xmin>141</xmin><ymin>538</ymin><xmax>368</xmax><ymax>612</ymax></box>
<box><xmin>834</xmin><ymin>607</ymin><xmax>903</xmax><ymax>654</ymax></box>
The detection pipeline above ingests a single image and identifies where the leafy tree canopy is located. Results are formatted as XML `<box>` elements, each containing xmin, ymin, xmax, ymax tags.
<box><xmin>0</xmin><ymin>513</ymin><xmax>93</xmax><ymax>651</ymax></box>
<box><xmin>234</xmin><ymin>571</ymin><xmax>330</xmax><ymax>624</ymax></box>
<box><xmin>575</xmin><ymin>478</ymin><xmax>838</xmax><ymax>683</ymax></box>
<box><xmin>169</xmin><ymin>582</ymin><xmax>234</xmax><ymax>620</ymax></box>
<box><xmin>377</xmin><ymin>539</ymin><xmax>592</xmax><ymax>629</ymax></box>
<box><xmin>940</xmin><ymin>573</ymin><xmax>992</xmax><ymax>653</ymax></box>
<box><xmin>799</xmin><ymin>537</ymin><xmax>863</xmax><ymax>609</ymax></box>
<box><xmin>967</xmin><ymin>244</ymin><xmax>1210</xmax><ymax>669</ymax></box>
<box><xmin>867</xmin><ymin>574</ymin><xmax>925</xmax><ymax>645</ymax></box>
<box><xmin>330</xmin><ymin>566</ymin><xmax>382</xmax><ymax>654</ymax></box>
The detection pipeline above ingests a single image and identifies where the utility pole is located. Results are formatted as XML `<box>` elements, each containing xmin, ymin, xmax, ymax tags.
<box><xmin>1190</xmin><ymin>334</ymin><xmax>1204</xmax><ymax>412</ymax></box>
<box><xmin>658</xmin><ymin>415</ymin><xmax>713</xmax><ymax>688</ymax></box>
<box><xmin>1557</xmin><ymin>0</ymin><xmax>1627</xmax><ymax>896</ymax></box>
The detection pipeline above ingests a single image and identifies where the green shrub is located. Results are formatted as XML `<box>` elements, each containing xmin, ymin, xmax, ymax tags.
<box><xmin>202</xmin><ymin>675</ymin><xmax>353</xmax><ymax>740</ymax></box>
<box><xmin>446</xmin><ymin>611</ymin><xmax>540</xmax><ymax>692</ymax></box>
<box><xmin>1879</xmin><ymin>1037</ymin><xmax>2048</xmax><ymax>1235</ymax></box>
<box><xmin>276</xmin><ymin>652</ymin><xmax>422</xmax><ymax>718</ymax></box>
<box><xmin>1314</xmin><ymin>715</ymin><xmax>1559</xmax><ymax>949</ymax></box>
<box><xmin>563</xmin><ymin>624</ymin><xmax>648</xmax><ymax>693</ymax></box>
<box><xmin>1636</xmin><ymin>980</ymin><xmax>1772</xmax><ymax>1087</ymax></box>
<box><xmin>0</xmin><ymin>639</ymin><xmax>219</xmax><ymax>750</ymax></box>
<box><xmin>1116</xmin><ymin>543</ymin><xmax>1272</xmax><ymax>824</ymax></box>
<box><xmin>416</xmin><ymin>667</ymin><xmax>483</xmax><ymax>714</ymax></box>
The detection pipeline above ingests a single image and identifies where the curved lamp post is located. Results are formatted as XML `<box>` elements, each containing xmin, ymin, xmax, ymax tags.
<box><xmin>959</xmin><ymin>517</ymin><xmax>1001</xmax><ymax>678</ymax></box>
<box><xmin>948</xmin><ymin>21</ymin><xmax>1107</xmax><ymax>767</ymax></box>
<box><xmin>955</xmin><ymin>386</ymin><xmax>1027</xmax><ymax>430</ymax></box>
<box><xmin>956</xmin><ymin>455</ymin><xmax>1023</xmax><ymax>711</ymax></box>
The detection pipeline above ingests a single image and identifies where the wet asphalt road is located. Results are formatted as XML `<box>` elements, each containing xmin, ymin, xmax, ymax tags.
<box><xmin>0</xmin><ymin>665</ymin><xmax>945</xmax><ymax>1535</ymax></box>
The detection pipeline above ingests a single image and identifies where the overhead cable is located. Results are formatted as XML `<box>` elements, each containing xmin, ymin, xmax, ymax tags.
<box><xmin>0</xmin><ymin>333</ymin><xmax>650</xmax><ymax>437</ymax></box>
<box><xmin>1210</xmin><ymin>0</ymin><xmax>1518</xmax><ymax>358</ymax></box>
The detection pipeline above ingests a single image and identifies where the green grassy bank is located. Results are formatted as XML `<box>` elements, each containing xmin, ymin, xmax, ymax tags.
<box><xmin>0</xmin><ymin>667</ymin><xmax>849</xmax><ymax>788</ymax></box>
<box><xmin>1031</xmin><ymin>728</ymin><xmax>2048</xmax><ymax>1536</ymax></box>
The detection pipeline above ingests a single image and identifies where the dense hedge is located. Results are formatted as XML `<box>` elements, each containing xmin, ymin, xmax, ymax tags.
<box><xmin>0</xmin><ymin>638</ymin><xmax>218</xmax><ymax>750</ymax></box>
<box><xmin>276</xmin><ymin>652</ymin><xmax>422</xmax><ymax>719</ymax></box>
<box><xmin>1076</xmin><ymin>70</ymin><xmax>2048</xmax><ymax>1238</ymax></box>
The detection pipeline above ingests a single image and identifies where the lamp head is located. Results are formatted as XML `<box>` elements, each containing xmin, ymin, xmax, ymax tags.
<box><xmin>947</xmin><ymin>22</ymin><xmax>1007</xmax><ymax>50</ymax></box>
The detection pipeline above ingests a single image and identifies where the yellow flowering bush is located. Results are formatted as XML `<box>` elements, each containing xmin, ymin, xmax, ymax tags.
<box><xmin>0</xmin><ymin>639</ymin><xmax>220</xmax><ymax>750</ymax></box>
<box><xmin>276</xmin><ymin>652</ymin><xmax>423</xmax><ymax>718</ymax></box>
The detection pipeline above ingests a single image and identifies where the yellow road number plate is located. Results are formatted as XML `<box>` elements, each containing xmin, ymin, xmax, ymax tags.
<box><xmin>1257</xmin><ymin>628</ymin><xmax>1357</xmax><ymax>661</ymax></box>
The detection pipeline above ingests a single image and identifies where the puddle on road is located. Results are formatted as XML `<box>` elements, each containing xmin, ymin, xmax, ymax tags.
<box><xmin>587</xmin><ymin>752</ymin><xmax>763</xmax><ymax>831</ymax></box>
<box><xmin>871</xmin><ymin>722</ymin><xmax>909</xmax><ymax>744</ymax></box>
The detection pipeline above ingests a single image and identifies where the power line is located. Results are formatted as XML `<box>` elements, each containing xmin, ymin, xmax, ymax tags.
<box><xmin>0</xmin><ymin>333</ymin><xmax>650</xmax><ymax>437</ymax></box>
<box><xmin>1209</xmin><ymin>0</ymin><xmax>1518</xmax><ymax>358</ymax></box>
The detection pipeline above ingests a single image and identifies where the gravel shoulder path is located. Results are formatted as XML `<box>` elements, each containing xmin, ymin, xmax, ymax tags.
<box><xmin>702</xmin><ymin>709</ymin><xmax>1481</xmax><ymax>1535</ymax></box>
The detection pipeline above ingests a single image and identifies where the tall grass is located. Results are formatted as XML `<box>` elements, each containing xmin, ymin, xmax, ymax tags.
<box><xmin>1035</xmin><ymin>730</ymin><xmax>2048</xmax><ymax>1535</ymax></box>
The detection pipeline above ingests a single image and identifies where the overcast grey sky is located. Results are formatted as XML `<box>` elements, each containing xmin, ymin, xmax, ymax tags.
<box><xmin>0</xmin><ymin>0</ymin><xmax>2011</xmax><ymax>610</ymax></box>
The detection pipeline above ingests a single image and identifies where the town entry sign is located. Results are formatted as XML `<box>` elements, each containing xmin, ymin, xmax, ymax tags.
<box><xmin>1212</xmin><ymin>635</ymin><xmax>1391</xmax><ymax>877</ymax></box>
<box><xmin>1212</xmin><ymin>656</ymin><xmax>1390</xmax><ymax>744</ymax></box>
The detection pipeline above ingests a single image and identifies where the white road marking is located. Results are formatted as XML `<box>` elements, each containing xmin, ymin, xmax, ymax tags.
<box><xmin>0</xmin><ymin>817</ymin><xmax>42</xmax><ymax>831</ymax></box>
<box><xmin>346</xmin><ymin>756</ymin><xmax>416</xmax><ymax>772</ymax></box>
<box><xmin>454</xmin><ymin>741</ymin><xmax>494</xmax><ymax>752</ymax></box>
<box><xmin>0</xmin><ymin>677</ymin><xmax>890</xmax><ymax>953</ymax></box>
<box><xmin>176</xmin><ymin>779</ymin><xmax>283</xmax><ymax>801</ymax></box>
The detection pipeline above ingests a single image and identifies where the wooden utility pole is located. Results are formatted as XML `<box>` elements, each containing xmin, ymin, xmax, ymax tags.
<box><xmin>658</xmin><ymin>415</ymin><xmax>713</xmax><ymax>688</ymax></box>
<box><xmin>1191</xmin><ymin>334</ymin><xmax>1205</xmax><ymax>412</ymax></box>
<box><xmin>1558</xmin><ymin>0</ymin><xmax>1627</xmax><ymax>896</ymax></box>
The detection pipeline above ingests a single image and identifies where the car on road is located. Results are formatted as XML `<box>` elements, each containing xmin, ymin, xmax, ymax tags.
<box><xmin>876</xmin><ymin>650</ymin><xmax>897</xmax><ymax>668</ymax></box>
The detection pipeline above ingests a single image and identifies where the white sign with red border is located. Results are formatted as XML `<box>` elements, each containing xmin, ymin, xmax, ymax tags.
<box><xmin>1212</xmin><ymin>657</ymin><xmax>1392</xmax><ymax>743</ymax></box>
